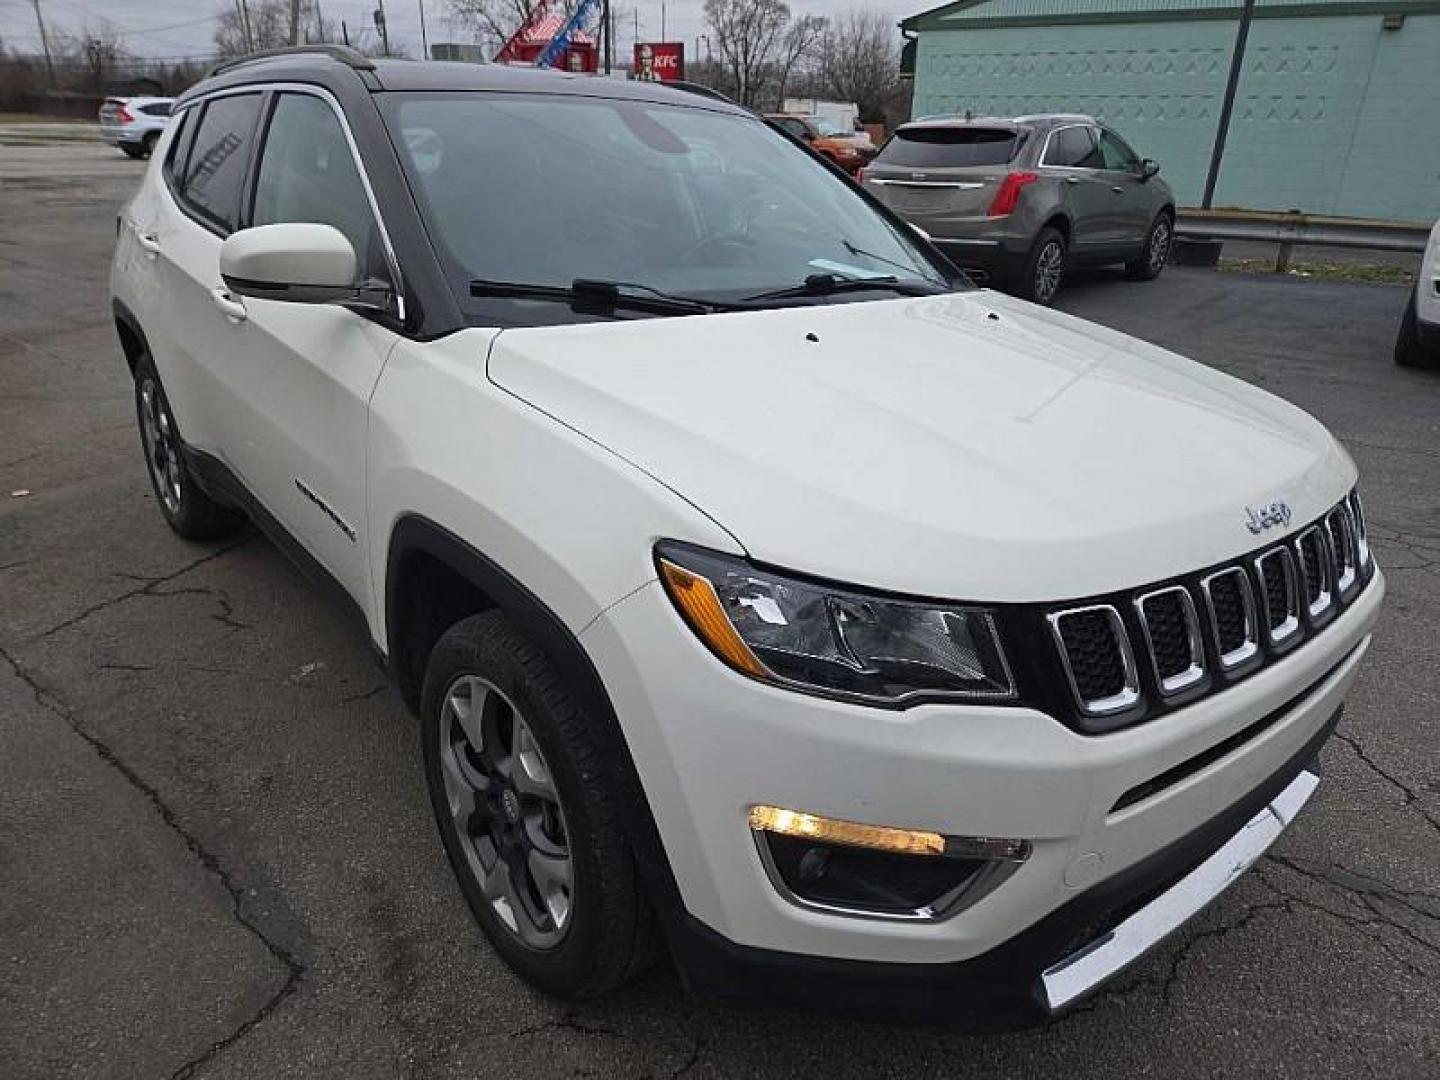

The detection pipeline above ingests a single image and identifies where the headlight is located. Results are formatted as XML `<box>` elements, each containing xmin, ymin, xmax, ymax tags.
<box><xmin>655</xmin><ymin>542</ymin><xmax>1015</xmax><ymax>706</ymax></box>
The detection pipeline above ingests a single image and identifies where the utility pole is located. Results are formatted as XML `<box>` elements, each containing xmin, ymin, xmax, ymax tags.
<box><xmin>288</xmin><ymin>0</ymin><xmax>302</xmax><ymax>46</ymax></box>
<box><xmin>416</xmin><ymin>0</ymin><xmax>430</xmax><ymax>59</ymax></box>
<box><xmin>661</xmin><ymin>2</ymin><xmax>666</xmax><ymax>40</ymax></box>
<box><xmin>1202</xmin><ymin>0</ymin><xmax>1256</xmax><ymax>209</ymax></box>
<box><xmin>374</xmin><ymin>0</ymin><xmax>391</xmax><ymax>56</ymax></box>
<box><xmin>28</xmin><ymin>0</ymin><xmax>55</xmax><ymax>87</ymax></box>
<box><xmin>601</xmin><ymin>0</ymin><xmax>611</xmax><ymax>73</ymax></box>
<box><xmin>341</xmin><ymin>19</ymin><xmax>351</xmax><ymax>46</ymax></box>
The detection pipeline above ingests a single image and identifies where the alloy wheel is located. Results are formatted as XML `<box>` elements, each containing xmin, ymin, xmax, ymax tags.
<box><xmin>1149</xmin><ymin>220</ymin><xmax>1172</xmax><ymax>273</ymax></box>
<box><xmin>438</xmin><ymin>674</ymin><xmax>574</xmax><ymax>950</ymax></box>
<box><xmin>1034</xmin><ymin>241</ymin><xmax>1064</xmax><ymax>303</ymax></box>
<box><xmin>139</xmin><ymin>378</ymin><xmax>183</xmax><ymax>514</ymax></box>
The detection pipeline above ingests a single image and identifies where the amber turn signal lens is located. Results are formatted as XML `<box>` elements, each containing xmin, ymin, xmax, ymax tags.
<box><xmin>658</xmin><ymin>559</ymin><xmax>772</xmax><ymax>679</ymax></box>
<box><xmin>748</xmin><ymin>805</ymin><xmax>947</xmax><ymax>857</ymax></box>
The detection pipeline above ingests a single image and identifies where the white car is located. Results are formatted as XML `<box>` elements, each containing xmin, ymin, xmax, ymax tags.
<box><xmin>109</xmin><ymin>47</ymin><xmax>1383</xmax><ymax>1022</ymax></box>
<box><xmin>1395</xmin><ymin>219</ymin><xmax>1440</xmax><ymax>368</ymax></box>
<box><xmin>98</xmin><ymin>95</ymin><xmax>174</xmax><ymax>158</ymax></box>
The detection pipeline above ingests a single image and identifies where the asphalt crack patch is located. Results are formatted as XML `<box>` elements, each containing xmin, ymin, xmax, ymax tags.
<box><xmin>32</xmin><ymin>536</ymin><xmax>251</xmax><ymax>642</ymax></box>
<box><xmin>1334</xmin><ymin>728</ymin><xmax>1440</xmax><ymax>835</ymax></box>
<box><xmin>0</xmin><ymin>638</ymin><xmax>307</xmax><ymax>1077</ymax></box>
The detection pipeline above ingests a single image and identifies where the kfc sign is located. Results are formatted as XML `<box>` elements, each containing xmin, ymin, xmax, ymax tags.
<box><xmin>633</xmin><ymin>42</ymin><xmax>685</xmax><ymax>83</ymax></box>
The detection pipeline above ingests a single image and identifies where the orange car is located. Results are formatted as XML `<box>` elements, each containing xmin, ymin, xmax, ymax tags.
<box><xmin>766</xmin><ymin>113</ymin><xmax>876</xmax><ymax>174</ymax></box>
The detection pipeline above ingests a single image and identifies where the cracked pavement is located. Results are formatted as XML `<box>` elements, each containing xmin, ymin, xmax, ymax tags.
<box><xmin>1</xmin><ymin>143</ymin><xmax>1437</xmax><ymax>1078</ymax></box>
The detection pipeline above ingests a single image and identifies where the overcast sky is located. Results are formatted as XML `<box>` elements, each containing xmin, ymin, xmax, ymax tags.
<box><xmin>0</xmin><ymin>0</ymin><xmax>931</xmax><ymax>63</ymax></box>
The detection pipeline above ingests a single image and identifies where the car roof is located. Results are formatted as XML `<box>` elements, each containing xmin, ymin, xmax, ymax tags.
<box><xmin>179</xmin><ymin>49</ymin><xmax>752</xmax><ymax>117</ymax></box>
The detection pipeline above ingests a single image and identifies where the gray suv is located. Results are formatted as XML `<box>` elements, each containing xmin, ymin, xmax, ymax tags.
<box><xmin>862</xmin><ymin>114</ymin><xmax>1175</xmax><ymax>304</ymax></box>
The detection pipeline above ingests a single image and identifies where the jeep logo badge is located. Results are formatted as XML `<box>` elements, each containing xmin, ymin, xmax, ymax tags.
<box><xmin>1244</xmin><ymin>500</ymin><xmax>1293</xmax><ymax>535</ymax></box>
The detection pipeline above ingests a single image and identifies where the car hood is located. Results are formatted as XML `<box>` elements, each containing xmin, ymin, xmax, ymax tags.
<box><xmin>487</xmin><ymin>291</ymin><xmax>1354</xmax><ymax>602</ymax></box>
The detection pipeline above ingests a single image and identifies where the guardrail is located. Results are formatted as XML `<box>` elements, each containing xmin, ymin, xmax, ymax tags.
<box><xmin>1176</xmin><ymin>208</ymin><xmax>1430</xmax><ymax>259</ymax></box>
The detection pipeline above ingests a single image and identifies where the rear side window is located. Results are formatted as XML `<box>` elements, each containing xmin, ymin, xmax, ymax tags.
<box><xmin>877</xmin><ymin>128</ymin><xmax>1018</xmax><ymax>168</ymax></box>
<box><xmin>181</xmin><ymin>93</ymin><xmax>263</xmax><ymax>233</ymax></box>
<box><xmin>1044</xmin><ymin>126</ymin><xmax>1101</xmax><ymax>168</ymax></box>
<box><xmin>164</xmin><ymin>108</ymin><xmax>196</xmax><ymax>186</ymax></box>
<box><xmin>141</xmin><ymin>102</ymin><xmax>173</xmax><ymax>117</ymax></box>
<box><xmin>251</xmin><ymin>93</ymin><xmax>386</xmax><ymax>284</ymax></box>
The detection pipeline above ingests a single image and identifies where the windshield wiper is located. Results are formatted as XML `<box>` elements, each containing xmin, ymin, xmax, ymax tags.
<box><xmin>469</xmin><ymin>277</ymin><xmax>731</xmax><ymax>316</ymax></box>
<box><xmin>739</xmin><ymin>273</ymin><xmax>945</xmax><ymax>304</ymax></box>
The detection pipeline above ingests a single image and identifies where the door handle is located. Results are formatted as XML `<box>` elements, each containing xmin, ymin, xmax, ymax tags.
<box><xmin>1111</xmin><ymin>185</ymin><xmax>1125</xmax><ymax>194</ymax></box>
<box><xmin>135</xmin><ymin>230</ymin><xmax>161</xmax><ymax>256</ymax></box>
<box><xmin>210</xmin><ymin>287</ymin><xmax>248</xmax><ymax>322</ymax></box>
<box><xmin>1064</xmin><ymin>176</ymin><xmax>1080</xmax><ymax>185</ymax></box>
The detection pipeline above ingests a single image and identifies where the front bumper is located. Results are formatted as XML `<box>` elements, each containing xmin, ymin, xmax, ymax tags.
<box><xmin>581</xmin><ymin>568</ymin><xmax>1382</xmax><ymax>1015</ymax></box>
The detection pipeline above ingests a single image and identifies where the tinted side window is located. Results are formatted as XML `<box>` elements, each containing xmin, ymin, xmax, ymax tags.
<box><xmin>164</xmin><ymin>107</ymin><xmax>196</xmax><ymax>187</ymax></box>
<box><xmin>1044</xmin><ymin>126</ymin><xmax>1097</xmax><ymax>168</ymax></box>
<box><xmin>182</xmin><ymin>93</ymin><xmax>263</xmax><ymax>233</ymax></box>
<box><xmin>251</xmin><ymin>93</ymin><xmax>385</xmax><ymax>283</ymax></box>
<box><xmin>1099</xmin><ymin>129</ymin><xmax>1140</xmax><ymax>172</ymax></box>
<box><xmin>878</xmin><ymin>128</ymin><xmax>1018</xmax><ymax>168</ymax></box>
<box><xmin>141</xmin><ymin>102</ymin><xmax>173</xmax><ymax>117</ymax></box>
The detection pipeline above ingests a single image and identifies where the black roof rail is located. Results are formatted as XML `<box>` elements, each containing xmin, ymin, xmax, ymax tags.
<box><xmin>207</xmin><ymin>44</ymin><xmax>377</xmax><ymax>79</ymax></box>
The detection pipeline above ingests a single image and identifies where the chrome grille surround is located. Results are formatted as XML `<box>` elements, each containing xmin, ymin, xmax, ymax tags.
<box><xmin>1047</xmin><ymin>605</ymin><xmax>1140</xmax><ymax>716</ymax></box>
<box><xmin>1254</xmin><ymin>547</ymin><xmax>1301</xmax><ymax>646</ymax></box>
<box><xmin>1350</xmin><ymin>490</ymin><xmax>1370</xmax><ymax>568</ymax></box>
<box><xmin>1294</xmin><ymin>525</ymin><xmax>1334</xmax><ymax>620</ymax></box>
<box><xmin>1326</xmin><ymin>503</ymin><xmax>1359</xmax><ymax>597</ymax></box>
<box><xmin>1134</xmin><ymin>586</ymin><xmax>1205</xmax><ymax>695</ymax></box>
<box><xmin>1199</xmin><ymin>567</ymin><xmax>1260</xmax><ymax>671</ymax></box>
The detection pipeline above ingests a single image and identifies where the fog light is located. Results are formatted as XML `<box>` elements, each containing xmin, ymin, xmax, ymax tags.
<box><xmin>748</xmin><ymin>805</ymin><xmax>1030</xmax><ymax>920</ymax></box>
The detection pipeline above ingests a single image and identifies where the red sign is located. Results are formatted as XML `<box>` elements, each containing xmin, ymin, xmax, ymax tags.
<box><xmin>633</xmin><ymin>42</ymin><xmax>685</xmax><ymax>83</ymax></box>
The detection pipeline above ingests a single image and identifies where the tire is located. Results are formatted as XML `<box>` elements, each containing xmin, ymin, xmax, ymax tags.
<box><xmin>132</xmin><ymin>352</ymin><xmax>247</xmax><ymax>540</ymax></box>
<box><xmin>120</xmin><ymin>143</ymin><xmax>145</xmax><ymax>159</ymax></box>
<box><xmin>1126</xmin><ymin>212</ymin><xmax>1173</xmax><ymax>281</ymax></box>
<box><xmin>141</xmin><ymin>131</ymin><xmax>159</xmax><ymax>159</ymax></box>
<box><xmin>421</xmin><ymin>611</ymin><xmax>660</xmax><ymax>998</ymax></box>
<box><xmin>1014</xmin><ymin>227</ymin><xmax>1067</xmax><ymax>305</ymax></box>
<box><xmin>1394</xmin><ymin>294</ymin><xmax>1439</xmax><ymax>369</ymax></box>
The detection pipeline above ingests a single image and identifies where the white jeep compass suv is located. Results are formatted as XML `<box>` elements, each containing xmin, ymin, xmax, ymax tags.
<box><xmin>109</xmin><ymin>47</ymin><xmax>1383</xmax><ymax>1023</ymax></box>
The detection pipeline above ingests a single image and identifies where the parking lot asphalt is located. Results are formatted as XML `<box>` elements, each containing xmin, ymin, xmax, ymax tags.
<box><xmin>2</xmin><ymin>143</ymin><xmax>1437</xmax><ymax>1079</ymax></box>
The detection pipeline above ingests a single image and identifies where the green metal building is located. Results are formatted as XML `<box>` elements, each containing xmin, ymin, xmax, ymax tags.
<box><xmin>901</xmin><ymin>1</ymin><xmax>1440</xmax><ymax>222</ymax></box>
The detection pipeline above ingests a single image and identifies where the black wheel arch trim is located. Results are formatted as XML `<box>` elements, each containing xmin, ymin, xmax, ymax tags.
<box><xmin>384</xmin><ymin>513</ymin><xmax>688</xmax><ymax>922</ymax></box>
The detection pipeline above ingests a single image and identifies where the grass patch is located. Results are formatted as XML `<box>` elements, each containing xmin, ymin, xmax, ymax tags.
<box><xmin>0</xmin><ymin>113</ymin><xmax>91</xmax><ymax>125</ymax></box>
<box><xmin>1219</xmin><ymin>258</ymin><xmax>1414</xmax><ymax>286</ymax></box>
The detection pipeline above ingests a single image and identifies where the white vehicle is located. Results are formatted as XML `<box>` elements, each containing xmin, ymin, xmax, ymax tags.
<box><xmin>98</xmin><ymin>95</ymin><xmax>174</xmax><ymax>158</ymax></box>
<box><xmin>110</xmin><ymin>48</ymin><xmax>1383</xmax><ymax>1022</ymax></box>
<box><xmin>1395</xmin><ymin>219</ymin><xmax>1440</xmax><ymax>368</ymax></box>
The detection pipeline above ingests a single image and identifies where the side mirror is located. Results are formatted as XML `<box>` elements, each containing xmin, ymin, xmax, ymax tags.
<box><xmin>220</xmin><ymin>223</ymin><xmax>389</xmax><ymax>310</ymax></box>
<box><xmin>1139</xmin><ymin>158</ymin><xmax>1161</xmax><ymax>182</ymax></box>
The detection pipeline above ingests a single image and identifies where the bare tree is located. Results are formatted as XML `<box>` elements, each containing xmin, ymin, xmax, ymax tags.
<box><xmin>77</xmin><ymin>23</ymin><xmax>126</xmax><ymax>90</ymax></box>
<box><xmin>447</xmin><ymin>0</ymin><xmax>582</xmax><ymax>53</ymax></box>
<box><xmin>815</xmin><ymin>9</ymin><xmax>902</xmax><ymax>124</ymax></box>
<box><xmin>703</xmin><ymin>0</ymin><xmax>790</xmax><ymax>108</ymax></box>
<box><xmin>773</xmin><ymin>13</ymin><xmax>823</xmax><ymax>108</ymax></box>
<box><xmin>214</xmin><ymin>0</ymin><xmax>329</xmax><ymax>58</ymax></box>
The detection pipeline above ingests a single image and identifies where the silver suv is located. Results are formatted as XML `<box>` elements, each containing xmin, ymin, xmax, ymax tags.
<box><xmin>862</xmin><ymin>114</ymin><xmax>1176</xmax><ymax>304</ymax></box>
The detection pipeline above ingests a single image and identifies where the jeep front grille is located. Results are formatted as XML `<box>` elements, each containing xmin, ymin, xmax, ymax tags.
<box><xmin>1044</xmin><ymin>493</ymin><xmax>1372</xmax><ymax>729</ymax></box>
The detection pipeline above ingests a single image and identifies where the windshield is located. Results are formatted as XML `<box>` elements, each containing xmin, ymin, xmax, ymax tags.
<box><xmin>813</xmin><ymin>117</ymin><xmax>851</xmax><ymax>137</ymax></box>
<box><xmin>379</xmin><ymin>91</ymin><xmax>952</xmax><ymax>322</ymax></box>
